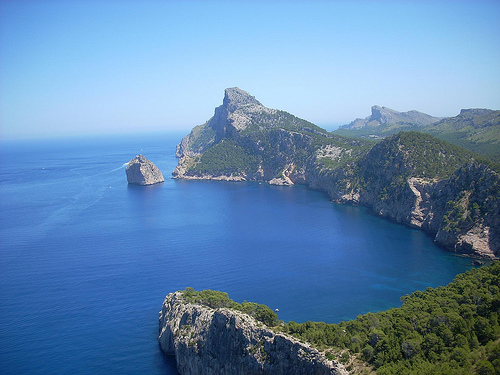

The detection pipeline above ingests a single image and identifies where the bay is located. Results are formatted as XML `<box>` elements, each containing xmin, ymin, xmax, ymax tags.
<box><xmin>0</xmin><ymin>133</ymin><xmax>473</xmax><ymax>374</ymax></box>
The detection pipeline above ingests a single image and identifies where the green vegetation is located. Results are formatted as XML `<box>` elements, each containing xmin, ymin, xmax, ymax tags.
<box><xmin>362</xmin><ymin>131</ymin><xmax>479</xmax><ymax>180</ymax></box>
<box><xmin>181</xmin><ymin>287</ymin><xmax>279</xmax><ymax>327</ymax></box>
<box><xmin>424</xmin><ymin>109</ymin><xmax>500</xmax><ymax>163</ymax></box>
<box><xmin>191</xmin><ymin>140</ymin><xmax>260</xmax><ymax>175</ymax></box>
<box><xmin>441</xmin><ymin>164</ymin><xmax>500</xmax><ymax>236</ymax></box>
<box><xmin>281</xmin><ymin>262</ymin><xmax>500</xmax><ymax>375</ymax></box>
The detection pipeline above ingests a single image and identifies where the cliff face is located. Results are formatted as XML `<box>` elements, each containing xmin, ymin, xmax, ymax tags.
<box><xmin>309</xmin><ymin>133</ymin><xmax>500</xmax><ymax>259</ymax></box>
<box><xmin>158</xmin><ymin>292</ymin><xmax>348</xmax><ymax>375</ymax></box>
<box><xmin>337</xmin><ymin>162</ymin><xmax>500</xmax><ymax>259</ymax></box>
<box><xmin>172</xmin><ymin>88</ymin><xmax>500</xmax><ymax>258</ymax></box>
<box><xmin>126</xmin><ymin>154</ymin><xmax>164</xmax><ymax>185</ymax></box>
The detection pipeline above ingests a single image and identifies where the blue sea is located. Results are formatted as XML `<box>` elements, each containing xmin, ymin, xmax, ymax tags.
<box><xmin>0</xmin><ymin>133</ymin><xmax>474</xmax><ymax>374</ymax></box>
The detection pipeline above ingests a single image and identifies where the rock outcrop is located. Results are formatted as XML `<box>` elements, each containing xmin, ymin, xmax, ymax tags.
<box><xmin>126</xmin><ymin>154</ymin><xmax>164</xmax><ymax>185</ymax></box>
<box><xmin>158</xmin><ymin>291</ymin><xmax>348</xmax><ymax>375</ymax></box>
<box><xmin>172</xmin><ymin>88</ymin><xmax>500</xmax><ymax>258</ymax></box>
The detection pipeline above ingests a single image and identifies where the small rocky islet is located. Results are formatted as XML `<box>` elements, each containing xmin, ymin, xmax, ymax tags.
<box><xmin>126</xmin><ymin>154</ymin><xmax>164</xmax><ymax>185</ymax></box>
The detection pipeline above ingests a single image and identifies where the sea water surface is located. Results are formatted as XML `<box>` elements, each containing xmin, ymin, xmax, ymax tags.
<box><xmin>0</xmin><ymin>133</ymin><xmax>474</xmax><ymax>374</ymax></box>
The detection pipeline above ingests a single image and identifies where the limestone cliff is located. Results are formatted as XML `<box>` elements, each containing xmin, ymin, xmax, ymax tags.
<box><xmin>158</xmin><ymin>291</ymin><xmax>348</xmax><ymax>375</ymax></box>
<box><xmin>172</xmin><ymin>88</ymin><xmax>500</xmax><ymax>258</ymax></box>
<box><xmin>126</xmin><ymin>154</ymin><xmax>164</xmax><ymax>185</ymax></box>
<box><xmin>309</xmin><ymin>133</ymin><xmax>500</xmax><ymax>259</ymax></box>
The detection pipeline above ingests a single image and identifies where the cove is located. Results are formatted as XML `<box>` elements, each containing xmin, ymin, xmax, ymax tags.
<box><xmin>0</xmin><ymin>133</ymin><xmax>474</xmax><ymax>375</ymax></box>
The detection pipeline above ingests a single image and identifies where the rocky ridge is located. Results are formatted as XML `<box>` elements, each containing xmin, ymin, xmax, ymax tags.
<box><xmin>158</xmin><ymin>291</ymin><xmax>348</xmax><ymax>375</ymax></box>
<box><xmin>172</xmin><ymin>88</ymin><xmax>500</xmax><ymax>258</ymax></box>
<box><xmin>339</xmin><ymin>105</ymin><xmax>441</xmax><ymax>130</ymax></box>
<box><xmin>126</xmin><ymin>154</ymin><xmax>164</xmax><ymax>185</ymax></box>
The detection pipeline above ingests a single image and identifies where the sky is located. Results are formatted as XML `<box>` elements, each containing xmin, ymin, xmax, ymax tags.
<box><xmin>1</xmin><ymin>0</ymin><xmax>499</xmax><ymax>140</ymax></box>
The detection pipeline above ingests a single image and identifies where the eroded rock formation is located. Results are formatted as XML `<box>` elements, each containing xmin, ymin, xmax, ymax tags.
<box><xmin>126</xmin><ymin>154</ymin><xmax>164</xmax><ymax>185</ymax></box>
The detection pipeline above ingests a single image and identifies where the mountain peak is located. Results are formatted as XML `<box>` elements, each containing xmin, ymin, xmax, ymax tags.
<box><xmin>370</xmin><ymin>105</ymin><xmax>401</xmax><ymax>123</ymax></box>
<box><xmin>223</xmin><ymin>87</ymin><xmax>262</xmax><ymax>112</ymax></box>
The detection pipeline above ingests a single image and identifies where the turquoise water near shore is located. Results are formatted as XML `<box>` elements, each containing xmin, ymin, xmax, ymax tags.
<box><xmin>0</xmin><ymin>133</ymin><xmax>474</xmax><ymax>374</ymax></box>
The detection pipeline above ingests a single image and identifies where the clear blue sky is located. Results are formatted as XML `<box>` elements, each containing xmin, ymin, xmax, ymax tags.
<box><xmin>1</xmin><ymin>0</ymin><xmax>499</xmax><ymax>139</ymax></box>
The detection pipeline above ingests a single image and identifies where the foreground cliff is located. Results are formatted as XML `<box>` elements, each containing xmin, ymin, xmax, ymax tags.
<box><xmin>158</xmin><ymin>290</ymin><xmax>347</xmax><ymax>375</ymax></box>
<box><xmin>173</xmin><ymin>88</ymin><xmax>500</xmax><ymax>258</ymax></box>
<box><xmin>160</xmin><ymin>262</ymin><xmax>500</xmax><ymax>375</ymax></box>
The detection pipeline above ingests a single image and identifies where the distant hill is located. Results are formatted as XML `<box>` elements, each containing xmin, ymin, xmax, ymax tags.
<box><xmin>334</xmin><ymin>105</ymin><xmax>442</xmax><ymax>139</ymax></box>
<box><xmin>424</xmin><ymin>109</ymin><xmax>500</xmax><ymax>163</ymax></box>
<box><xmin>333</xmin><ymin>107</ymin><xmax>500</xmax><ymax>162</ymax></box>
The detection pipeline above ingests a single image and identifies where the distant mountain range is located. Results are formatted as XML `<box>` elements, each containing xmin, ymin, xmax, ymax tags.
<box><xmin>334</xmin><ymin>106</ymin><xmax>500</xmax><ymax>163</ymax></box>
<box><xmin>173</xmin><ymin>87</ymin><xmax>500</xmax><ymax>259</ymax></box>
<box><xmin>338</xmin><ymin>105</ymin><xmax>442</xmax><ymax>132</ymax></box>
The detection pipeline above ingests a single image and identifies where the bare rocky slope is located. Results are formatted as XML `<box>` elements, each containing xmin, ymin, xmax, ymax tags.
<box><xmin>173</xmin><ymin>88</ymin><xmax>500</xmax><ymax>258</ymax></box>
<box><xmin>158</xmin><ymin>291</ymin><xmax>348</xmax><ymax>375</ymax></box>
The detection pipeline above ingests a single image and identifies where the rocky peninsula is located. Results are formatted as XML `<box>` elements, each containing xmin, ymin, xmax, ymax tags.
<box><xmin>158</xmin><ymin>291</ymin><xmax>348</xmax><ymax>375</ymax></box>
<box><xmin>126</xmin><ymin>154</ymin><xmax>164</xmax><ymax>185</ymax></box>
<box><xmin>172</xmin><ymin>88</ymin><xmax>500</xmax><ymax>259</ymax></box>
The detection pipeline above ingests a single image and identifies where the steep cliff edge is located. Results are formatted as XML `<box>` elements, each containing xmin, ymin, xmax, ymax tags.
<box><xmin>158</xmin><ymin>291</ymin><xmax>348</xmax><ymax>375</ymax></box>
<box><xmin>172</xmin><ymin>88</ymin><xmax>500</xmax><ymax>258</ymax></box>
<box><xmin>338</xmin><ymin>133</ymin><xmax>500</xmax><ymax>258</ymax></box>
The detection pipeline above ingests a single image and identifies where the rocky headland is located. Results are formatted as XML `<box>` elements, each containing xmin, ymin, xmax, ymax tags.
<box><xmin>126</xmin><ymin>154</ymin><xmax>164</xmax><ymax>185</ymax></box>
<box><xmin>158</xmin><ymin>291</ymin><xmax>348</xmax><ymax>375</ymax></box>
<box><xmin>172</xmin><ymin>88</ymin><xmax>500</xmax><ymax>259</ymax></box>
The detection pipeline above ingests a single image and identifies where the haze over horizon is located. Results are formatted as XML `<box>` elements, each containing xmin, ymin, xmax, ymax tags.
<box><xmin>1</xmin><ymin>0</ymin><xmax>499</xmax><ymax>140</ymax></box>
